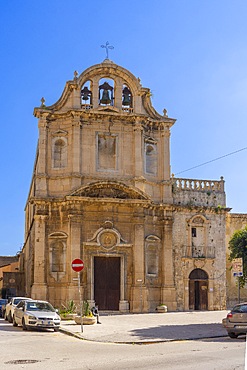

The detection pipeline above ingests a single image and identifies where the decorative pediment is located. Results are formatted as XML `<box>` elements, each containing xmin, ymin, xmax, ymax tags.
<box><xmin>97</xmin><ymin>106</ymin><xmax>120</xmax><ymax>113</ymax></box>
<box><xmin>51</xmin><ymin>129</ymin><xmax>68</xmax><ymax>136</ymax></box>
<box><xmin>70</xmin><ymin>181</ymin><xmax>149</xmax><ymax>200</ymax></box>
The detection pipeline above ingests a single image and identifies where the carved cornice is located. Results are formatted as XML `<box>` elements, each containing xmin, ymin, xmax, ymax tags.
<box><xmin>33</xmin><ymin>108</ymin><xmax>173</xmax><ymax>132</ymax></box>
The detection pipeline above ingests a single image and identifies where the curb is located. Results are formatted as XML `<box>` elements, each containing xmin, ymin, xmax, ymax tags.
<box><xmin>59</xmin><ymin>327</ymin><xmax>228</xmax><ymax>345</ymax></box>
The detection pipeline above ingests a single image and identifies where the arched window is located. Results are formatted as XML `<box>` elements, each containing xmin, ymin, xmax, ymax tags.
<box><xmin>53</xmin><ymin>138</ymin><xmax>67</xmax><ymax>168</ymax></box>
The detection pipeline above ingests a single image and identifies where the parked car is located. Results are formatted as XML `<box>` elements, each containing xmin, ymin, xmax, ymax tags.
<box><xmin>12</xmin><ymin>299</ymin><xmax>61</xmax><ymax>331</ymax></box>
<box><xmin>222</xmin><ymin>302</ymin><xmax>247</xmax><ymax>338</ymax></box>
<box><xmin>5</xmin><ymin>297</ymin><xmax>32</xmax><ymax>322</ymax></box>
<box><xmin>0</xmin><ymin>299</ymin><xmax>8</xmax><ymax>317</ymax></box>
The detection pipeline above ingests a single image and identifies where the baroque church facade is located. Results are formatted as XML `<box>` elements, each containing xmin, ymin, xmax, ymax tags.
<box><xmin>20</xmin><ymin>58</ymin><xmax>229</xmax><ymax>312</ymax></box>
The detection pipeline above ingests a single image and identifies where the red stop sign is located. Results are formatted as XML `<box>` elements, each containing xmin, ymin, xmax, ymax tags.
<box><xmin>71</xmin><ymin>258</ymin><xmax>84</xmax><ymax>272</ymax></box>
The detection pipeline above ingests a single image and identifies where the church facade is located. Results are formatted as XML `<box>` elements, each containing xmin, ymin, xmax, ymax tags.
<box><xmin>20</xmin><ymin>58</ymin><xmax>228</xmax><ymax>312</ymax></box>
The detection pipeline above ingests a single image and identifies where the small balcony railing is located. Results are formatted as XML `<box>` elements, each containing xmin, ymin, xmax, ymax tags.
<box><xmin>81</xmin><ymin>104</ymin><xmax>93</xmax><ymax>110</ymax></box>
<box><xmin>182</xmin><ymin>245</ymin><xmax>215</xmax><ymax>259</ymax></box>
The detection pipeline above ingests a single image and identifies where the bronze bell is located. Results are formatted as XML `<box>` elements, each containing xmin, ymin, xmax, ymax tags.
<box><xmin>100</xmin><ymin>89</ymin><xmax>111</xmax><ymax>105</ymax></box>
<box><xmin>122</xmin><ymin>87</ymin><xmax>131</xmax><ymax>106</ymax></box>
<box><xmin>81</xmin><ymin>86</ymin><xmax>91</xmax><ymax>101</ymax></box>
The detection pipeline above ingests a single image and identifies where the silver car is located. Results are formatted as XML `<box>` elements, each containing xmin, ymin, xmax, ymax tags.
<box><xmin>222</xmin><ymin>302</ymin><xmax>247</xmax><ymax>338</ymax></box>
<box><xmin>5</xmin><ymin>297</ymin><xmax>32</xmax><ymax>322</ymax></box>
<box><xmin>13</xmin><ymin>300</ymin><xmax>61</xmax><ymax>331</ymax></box>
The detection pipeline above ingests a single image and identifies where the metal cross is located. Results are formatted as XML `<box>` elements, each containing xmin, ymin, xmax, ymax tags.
<box><xmin>101</xmin><ymin>41</ymin><xmax>114</xmax><ymax>59</ymax></box>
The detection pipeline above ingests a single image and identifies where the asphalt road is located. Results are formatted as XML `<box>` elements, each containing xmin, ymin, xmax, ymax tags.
<box><xmin>0</xmin><ymin>318</ymin><xmax>246</xmax><ymax>370</ymax></box>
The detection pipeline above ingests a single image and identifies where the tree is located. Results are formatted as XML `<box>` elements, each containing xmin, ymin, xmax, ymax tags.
<box><xmin>228</xmin><ymin>226</ymin><xmax>247</xmax><ymax>288</ymax></box>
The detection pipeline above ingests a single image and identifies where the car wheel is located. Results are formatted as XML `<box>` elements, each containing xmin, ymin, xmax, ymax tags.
<box><xmin>54</xmin><ymin>327</ymin><xmax>59</xmax><ymax>332</ymax></box>
<box><xmin>228</xmin><ymin>332</ymin><xmax>238</xmax><ymax>338</ymax></box>
<box><xmin>22</xmin><ymin>318</ymin><xmax>28</xmax><ymax>331</ymax></box>
<box><xmin>13</xmin><ymin>316</ymin><xmax>18</xmax><ymax>327</ymax></box>
<box><xmin>8</xmin><ymin>313</ymin><xmax>13</xmax><ymax>323</ymax></box>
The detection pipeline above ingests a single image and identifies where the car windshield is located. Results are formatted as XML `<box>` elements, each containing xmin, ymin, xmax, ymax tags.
<box><xmin>26</xmin><ymin>302</ymin><xmax>55</xmax><ymax>312</ymax></box>
<box><xmin>13</xmin><ymin>298</ymin><xmax>24</xmax><ymax>305</ymax></box>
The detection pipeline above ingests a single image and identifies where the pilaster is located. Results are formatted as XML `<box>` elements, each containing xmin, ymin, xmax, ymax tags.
<box><xmin>134</xmin><ymin>121</ymin><xmax>143</xmax><ymax>178</ymax></box>
<box><xmin>71</xmin><ymin>114</ymin><xmax>82</xmax><ymax>188</ymax></box>
<box><xmin>131</xmin><ymin>224</ymin><xmax>148</xmax><ymax>312</ymax></box>
<box><xmin>161</xmin><ymin>214</ymin><xmax>177</xmax><ymax>310</ymax></box>
<box><xmin>67</xmin><ymin>214</ymin><xmax>84</xmax><ymax>298</ymax></box>
<box><xmin>36</xmin><ymin>113</ymin><xmax>49</xmax><ymax>196</ymax></box>
<box><xmin>162</xmin><ymin>129</ymin><xmax>173</xmax><ymax>203</ymax></box>
<box><xmin>31</xmin><ymin>215</ymin><xmax>47</xmax><ymax>300</ymax></box>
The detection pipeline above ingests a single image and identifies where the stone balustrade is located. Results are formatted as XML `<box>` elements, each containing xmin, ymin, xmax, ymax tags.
<box><xmin>172</xmin><ymin>176</ymin><xmax>224</xmax><ymax>193</ymax></box>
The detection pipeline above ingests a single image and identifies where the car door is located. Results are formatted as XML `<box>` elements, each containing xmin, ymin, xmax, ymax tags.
<box><xmin>15</xmin><ymin>301</ymin><xmax>25</xmax><ymax>324</ymax></box>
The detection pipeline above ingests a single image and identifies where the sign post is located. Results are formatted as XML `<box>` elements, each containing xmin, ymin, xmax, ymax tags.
<box><xmin>72</xmin><ymin>258</ymin><xmax>84</xmax><ymax>333</ymax></box>
<box><xmin>232</xmin><ymin>258</ymin><xmax>243</xmax><ymax>303</ymax></box>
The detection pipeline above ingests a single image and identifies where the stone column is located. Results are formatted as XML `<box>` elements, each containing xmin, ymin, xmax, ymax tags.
<box><xmin>36</xmin><ymin>113</ymin><xmax>49</xmax><ymax>196</ymax></box>
<box><xmin>114</xmin><ymin>77</ymin><xmax>123</xmax><ymax>109</ymax></box>
<box><xmin>92</xmin><ymin>76</ymin><xmax>100</xmax><ymax>108</ymax></box>
<box><xmin>31</xmin><ymin>215</ymin><xmax>47</xmax><ymax>300</ymax></box>
<box><xmin>161</xmin><ymin>214</ymin><xmax>177</xmax><ymax>310</ymax></box>
<box><xmin>131</xmin><ymin>224</ymin><xmax>148</xmax><ymax>312</ymax></box>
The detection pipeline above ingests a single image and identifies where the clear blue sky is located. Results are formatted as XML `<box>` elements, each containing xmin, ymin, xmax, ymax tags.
<box><xmin>1</xmin><ymin>0</ymin><xmax>247</xmax><ymax>256</ymax></box>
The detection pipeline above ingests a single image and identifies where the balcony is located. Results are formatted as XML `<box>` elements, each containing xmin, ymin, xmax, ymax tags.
<box><xmin>182</xmin><ymin>245</ymin><xmax>215</xmax><ymax>259</ymax></box>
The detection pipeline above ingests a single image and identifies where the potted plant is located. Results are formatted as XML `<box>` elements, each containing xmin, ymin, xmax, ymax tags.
<box><xmin>156</xmin><ymin>304</ymin><xmax>168</xmax><ymax>313</ymax></box>
<box><xmin>74</xmin><ymin>300</ymin><xmax>96</xmax><ymax>325</ymax></box>
<box><xmin>59</xmin><ymin>300</ymin><xmax>77</xmax><ymax>320</ymax></box>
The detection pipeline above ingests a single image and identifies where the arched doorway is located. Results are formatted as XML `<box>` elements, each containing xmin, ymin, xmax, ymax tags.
<box><xmin>189</xmin><ymin>269</ymin><xmax>208</xmax><ymax>310</ymax></box>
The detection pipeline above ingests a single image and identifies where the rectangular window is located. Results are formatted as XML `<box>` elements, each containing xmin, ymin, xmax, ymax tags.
<box><xmin>192</xmin><ymin>227</ymin><xmax>197</xmax><ymax>237</ymax></box>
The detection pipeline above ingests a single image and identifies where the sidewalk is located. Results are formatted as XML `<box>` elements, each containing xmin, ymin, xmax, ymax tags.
<box><xmin>60</xmin><ymin>310</ymin><xmax>229</xmax><ymax>344</ymax></box>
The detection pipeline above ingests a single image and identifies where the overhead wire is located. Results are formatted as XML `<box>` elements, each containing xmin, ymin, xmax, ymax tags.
<box><xmin>174</xmin><ymin>146</ymin><xmax>247</xmax><ymax>176</ymax></box>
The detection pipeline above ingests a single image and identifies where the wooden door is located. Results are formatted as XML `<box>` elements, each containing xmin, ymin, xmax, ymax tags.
<box><xmin>189</xmin><ymin>279</ymin><xmax>208</xmax><ymax>310</ymax></box>
<box><xmin>189</xmin><ymin>269</ymin><xmax>208</xmax><ymax>310</ymax></box>
<box><xmin>199</xmin><ymin>281</ymin><xmax>208</xmax><ymax>310</ymax></box>
<box><xmin>94</xmin><ymin>257</ymin><xmax>120</xmax><ymax>310</ymax></box>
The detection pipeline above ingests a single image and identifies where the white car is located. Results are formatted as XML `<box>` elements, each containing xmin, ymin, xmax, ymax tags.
<box><xmin>5</xmin><ymin>297</ymin><xmax>32</xmax><ymax>323</ymax></box>
<box><xmin>13</xmin><ymin>300</ymin><xmax>61</xmax><ymax>331</ymax></box>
